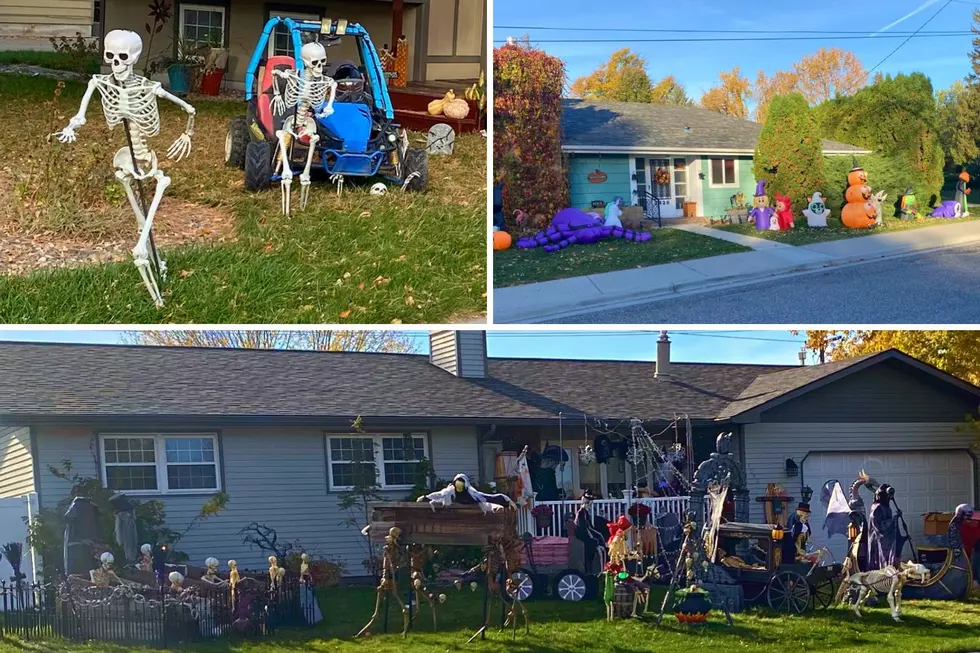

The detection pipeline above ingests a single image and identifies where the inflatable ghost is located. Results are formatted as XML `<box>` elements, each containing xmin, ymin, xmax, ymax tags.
<box><xmin>803</xmin><ymin>192</ymin><xmax>830</xmax><ymax>228</ymax></box>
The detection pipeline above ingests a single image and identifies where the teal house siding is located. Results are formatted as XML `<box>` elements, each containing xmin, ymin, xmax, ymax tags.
<box><xmin>568</xmin><ymin>154</ymin><xmax>632</xmax><ymax>210</ymax></box>
<box><xmin>700</xmin><ymin>157</ymin><xmax>757</xmax><ymax>218</ymax></box>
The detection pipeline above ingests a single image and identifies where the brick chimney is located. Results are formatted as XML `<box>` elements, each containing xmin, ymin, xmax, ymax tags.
<box><xmin>429</xmin><ymin>331</ymin><xmax>487</xmax><ymax>378</ymax></box>
<box><xmin>655</xmin><ymin>330</ymin><xmax>671</xmax><ymax>378</ymax></box>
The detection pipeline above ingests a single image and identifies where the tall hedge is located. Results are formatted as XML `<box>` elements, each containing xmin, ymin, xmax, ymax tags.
<box><xmin>752</xmin><ymin>93</ymin><xmax>825</xmax><ymax>207</ymax></box>
<box><xmin>815</xmin><ymin>72</ymin><xmax>944</xmax><ymax>215</ymax></box>
<box><xmin>493</xmin><ymin>44</ymin><xmax>569</xmax><ymax>224</ymax></box>
<box><xmin>823</xmin><ymin>153</ymin><xmax>934</xmax><ymax>220</ymax></box>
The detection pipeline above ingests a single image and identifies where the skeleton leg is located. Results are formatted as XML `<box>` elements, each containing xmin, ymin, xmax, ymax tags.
<box><xmin>275</xmin><ymin>129</ymin><xmax>294</xmax><ymax>215</ymax></box>
<box><xmin>299</xmin><ymin>133</ymin><xmax>319</xmax><ymax>210</ymax></box>
<box><xmin>131</xmin><ymin>170</ymin><xmax>171</xmax><ymax>308</ymax></box>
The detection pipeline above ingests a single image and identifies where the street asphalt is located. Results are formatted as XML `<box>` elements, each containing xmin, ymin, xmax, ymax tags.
<box><xmin>547</xmin><ymin>242</ymin><xmax>980</xmax><ymax>324</ymax></box>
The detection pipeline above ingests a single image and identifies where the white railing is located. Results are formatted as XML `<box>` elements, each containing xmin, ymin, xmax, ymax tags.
<box><xmin>517</xmin><ymin>496</ymin><xmax>690</xmax><ymax>538</ymax></box>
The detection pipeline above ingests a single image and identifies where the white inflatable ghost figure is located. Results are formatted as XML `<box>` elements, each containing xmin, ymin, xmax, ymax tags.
<box><xmin>604</xmin><ymin>197</ymin><xmax>624</xmax><ymax>228</ymax></box>
<box><xmin>803</xmin><ymin>192</ymin><xmax>830</xmax><ymax>228</ymax></box>
<box><xmin>53</xmin><ymin>29</ymin><xmax>196</xmax><ymax>308</ymax></box>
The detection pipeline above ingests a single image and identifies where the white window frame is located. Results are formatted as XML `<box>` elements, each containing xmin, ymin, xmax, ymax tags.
<box><xmin>708</xmin><ymin>157</ymin><xmax>739</xmax><ymax>188</ymax></box>
<box><xmin>325</xmin><ymin>432</ymin><xmax>429</xmax><ymax>491</ymax></box>
<box><xmin>98</xmin><ymin>433</ymin><xmax>222</xmax><ymax>496</ymax></box>
<box><xmin>179</xmin><ymin>3</ymin><xmax>227</xmax><ymax>50</ymax></box>
<box><xmin>267</xmin><ymin>10</ymin><xmax>320</xmax><ymax>58</ymax></box>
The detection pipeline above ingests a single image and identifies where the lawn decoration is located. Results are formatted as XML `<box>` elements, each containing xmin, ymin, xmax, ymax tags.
<box><xmin>64</xmin><ymin>496</ymin><xmax>101</xmax><ymax>576</ymax></box>
<box><xmin>493</xmin><ymin>230</ymin><xmax>512</xmax><ymax>250</ymax></box>
<box><xmin>269</xmin><ymin>40</ymin><xmax>338</xmax><ymax>214</ymax></box>
<box><xmin>168</xmin><ymin>570</ymin><xmax>184</xmax><ymax>592</ymax></box>
<box><xmin>108</xmin><ymin>493</ymin><xmax>139</xmax><ymax>564</ymax></box>
<box><xmin>673</xmin><ymin>584</ymin><xmax>712</xmax><ymax>624</ymax></box>
<box><xmin>514</xmin><ymin>208</ymin><xmax>652</xmax><ymax>253</ymax></box>
<box><xmin>956</xmin><ymin>169</ymin><xmax>971</xmax><ymax>216</ymax></box>
<box><xmin>268</xmin><ymin>555</ymin><xmax>285</xmax><ymax>590</ymax></box>
<box><xmin>139</xmin><ymin>543</ymin><xmax>152</xmax><ymax>572</ymax></box>
<box><xmin>357</xmin><ymin>526</ymin><xmax>408</xmax><ymax>637</ymax></box>
<box><xmin>416</xmin><ymin>473</ymin><xmax>516</xmax><ymax>514</ymax></box>
<box><xmin>903</xmin><ymin>504</ymin><xmax>975</xmax><ymax>601</ymax></box>
<box><xmin>370</xmin><ymin>182</ymin><xmax>387</xmax><ymax>196</ymax></box>
<box><xmin>773</xmin><ymin>192</ymin><xmax>794</xmax><ymax>230</ymax></box>
<box><xmin>836</xmin><ymin>561</ymin><xmax>929</xmax><ymax>622</ymax></box>
<box><xmin>803</xmin><ymin>192</ymin><xmax>830</xmax><ymax>227</ymax></box>
<box><xmin>841</xmin><ymin>160</ymin><xmax>886</xmax><ymax>228</ymax></box>
<box><xmin>749</xmin><ymin>180</ymin><xmax>775</xmax><ymax>231</ymax></box>
<box><xmin>90</xmin><ymin>552</ymin><xmax>124</xmax><ymax>587</ymax></box>
<box><xmin>601</xmin><ymin>515</ymin><xmax>657</xmax><ymax>621</ymax></box>
<box><xmin>899</xmin><ymin>187</ymin><xmax>919</xmax><ymax>220</ymax></box>
<box><xmin>604</xmin><ymin>197</ymin><xmax>624</xmax><ymax>228</ymax></box>
<box><xmin>363</xmin><ymin>499</ymin><xmax>527</xmax><ymax>642</ymax></box>
<box><xmin>868</xmin><ymin>484</ymin><xmax>906</xmax><ymax>570</ymax></box>
<box><xmin>756</xmin><ymin>484</ymin><xmax>794</xmax><ymax>527</ymax></box>
<box><xmin>53</xmin><ymin>29</ymin><xmax>196</xmax><ymax>308</ymax></box>
<box><xmin>228</xmin><ymin>559</ymin><xmax>240</xmax><ymax>609</ymax></box>
<box><xmin>929</xmin><ymin>200</ymin><xmax>963</xmax><ymax>218</ymax></box>
<box><xmin>426</xmin><ymin>123</ymin><xmax>455</xmax><ymax>155</ymax></box>
<box><xmin>203</xmin><ymin>557</ymin><xmax>221</xmax><ymax>584</ymax></box>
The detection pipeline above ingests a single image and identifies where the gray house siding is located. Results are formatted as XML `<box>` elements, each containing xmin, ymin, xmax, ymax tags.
<box><xmin>429</xmin><ymin>331</ymin><xmax>460</xmax><ymax>376</ymax></box>
<box><xmin>428</xmin><ymin>330</ymin><xmax>487</xmax><ymax>378</ymax></box>
<box><xmin>0</xmin><ymin>427</ymin><xmax>34</xmax><ymax>498</ymax></box>
<box><xmin>32</xmin><ymin>424</ymin><xmax>480</xmax><ymax>575</ymax></box>
<box><xmin>759</xmin><ymin>361</ymin><xmax>980</xmax><ymax>422</ymax></box>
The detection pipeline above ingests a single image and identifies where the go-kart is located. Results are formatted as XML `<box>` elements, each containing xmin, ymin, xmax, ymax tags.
<box><xmin>225</xmin><ymin>17</ymin><xmax>427</xmax><ymax>198</ymax></box>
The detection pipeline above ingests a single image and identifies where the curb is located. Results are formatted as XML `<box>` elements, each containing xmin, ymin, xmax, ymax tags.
<box><xmin>495</xmin><ymin>232</ymin><xmax>980</xmax><ymax>323</ymax></box>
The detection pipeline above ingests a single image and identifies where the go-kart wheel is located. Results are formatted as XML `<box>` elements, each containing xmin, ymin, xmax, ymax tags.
<box><xmin>244</xmin><ymin>140</ymin><xmax>272</xmax><ymax>192</ymax></box>
<box><xmin>553</xmin><ymin>570</ymin><xmax>587</xmax><ymax>602</ymax></box>
<box><xmin>501</xmin><ymin>568</ymin><xmax>535</xmax><ymax>602</ymax></box>
<box><xmin>225</xmin><ymin>115</ymin><xmax>249</xmax><ymax>169</ymax></box>
<box><xmin>402</xmin><ymin>147</ymin><xmax>428</xmax><ymax>192</ymax></box>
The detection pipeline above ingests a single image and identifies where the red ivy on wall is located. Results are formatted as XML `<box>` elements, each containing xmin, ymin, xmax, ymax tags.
<box><xmin>493</xmin><ymin>44</ymin><xmax>569</xmax><ymax>229</ymax></box>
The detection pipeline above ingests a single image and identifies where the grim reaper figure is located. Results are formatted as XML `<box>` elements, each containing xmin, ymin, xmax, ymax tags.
<box><xmin>868</xmin><ymin>484</ymin><xmax>905</xmax><ymax>569</ymax></box>
<box><xmin>53</xmin><ymin>29</ymin><xmax>196</xmax><ymax>308</ymax></box>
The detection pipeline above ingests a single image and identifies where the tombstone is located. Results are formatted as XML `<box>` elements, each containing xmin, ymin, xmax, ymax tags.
<box><xmin>109</xmin><ymin>493</ymin><xmax>138</xmax><ymax>563</ymax></box>
<box><xmin>426</xmin><ymin>123</ymin><xmax>455</xmax><ymax>155</ymax></box>
<box><xmin>64</xmin><ymin>496</ymin><xmax>100</xmax><ymax>575</ymax></box>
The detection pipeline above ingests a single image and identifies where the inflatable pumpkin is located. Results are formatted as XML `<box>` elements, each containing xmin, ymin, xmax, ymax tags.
<box><xmin>847</xmin><ymin>164</ymin><xmax>868</xmax><ymax>186</ymax></box>
<box><xmin>841</xmin><ymin>159</ymin><xmax>880</xmax><ymax>229</ymax></box>
<box><xmin>493</xmin><ymin>230</ymin><xmax>513</xmax><ymax>250</ymax></box>
<box><xmin>844</xmin><ymin>185</ymin><xmax>872</xmax><ymax>203</ymax></box>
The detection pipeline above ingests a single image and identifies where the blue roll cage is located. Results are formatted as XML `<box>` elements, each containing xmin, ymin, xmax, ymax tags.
<box><xmin>243</xmin><ymin>17</ymin><xmax>394</xmax><ymax>121</ymax></box>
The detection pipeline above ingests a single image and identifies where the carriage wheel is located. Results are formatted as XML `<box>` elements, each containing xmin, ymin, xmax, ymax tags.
<box><xmin>766</xmin><ymin>570</ymin><xmax>811</xmax><ymax>614</ymax></box>
<box><xmin>811</xmin><ymin>576</ymin><xmax>837</xmax><ymax>609</ymax></box>
<box><xmin>502</xmin><ymin>568</ymin><xmax>535</xmax><ymax>602</ymax></box>
<box><xmin>553</xmin><ymin>570</ymin><xmax>588</xmax><ymax>602</ymax></box>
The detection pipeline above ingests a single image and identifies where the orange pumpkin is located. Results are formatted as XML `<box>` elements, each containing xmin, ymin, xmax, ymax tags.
<box><xmin>845</xmin><ymin>185</ymin><xmax>872</xmax><ymax>203</ymax></box>
<box><xmin>848</xmin><ymin>168</ymin><xmax>868</xmax><ymax>186</ymax></box>
<box><xmin>841</xmin><ymin>202</ymin><xmax>877</xmax><ymax>229</ymax></box>
<box><xmin>960</xmin><ymin>171</ymin><xmax>971</xmax><ymax>183</ymax></box>
<box><xmin>493</xmin><ymin>230</ymin><xmax>513</xmax><ymax>250</ymax></box>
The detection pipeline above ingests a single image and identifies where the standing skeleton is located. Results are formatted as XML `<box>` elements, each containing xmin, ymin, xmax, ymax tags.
<box><xmin>54</xmin><ymin>30</ymin><xmax>195</xmax><ymax>307</ymax></box>
<box><xmin>271</xmin><ymin>41</ymin><xmax>338</xmax><ymax>214</ymax></box>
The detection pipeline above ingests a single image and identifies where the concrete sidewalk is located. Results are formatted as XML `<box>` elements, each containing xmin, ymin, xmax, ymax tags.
<box><xmin>494</xmin><ymin>220</ymin><xmax>980</xmax><ymax>323</ymax></box>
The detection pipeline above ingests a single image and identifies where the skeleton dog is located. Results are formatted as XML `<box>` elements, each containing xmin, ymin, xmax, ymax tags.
<box><xmin>836</xmin><ymin>560</ymin><xmax>929</xmax><ymax>622</ymax></box>
<box><xmin>53</xmin><ymin>29</ymin><xmax>196</xmax><ymax>307</ymax></box>
<box><xmin>270</xmin><ymin>41</ymin><xmax>338</xmax><ymax>214</ymax></box>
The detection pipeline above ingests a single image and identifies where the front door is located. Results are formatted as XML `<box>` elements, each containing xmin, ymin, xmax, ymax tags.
<box><xmin>632</xmin><ymin>157</ymin><xmax>685</xmax><ymax>218</ymax></box>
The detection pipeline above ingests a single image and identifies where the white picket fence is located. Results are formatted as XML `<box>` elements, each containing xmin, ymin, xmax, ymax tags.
<box><xmin>517</xmin><ymin>496</ymin><xmax>691</xmax><ymax>537</ymax></box>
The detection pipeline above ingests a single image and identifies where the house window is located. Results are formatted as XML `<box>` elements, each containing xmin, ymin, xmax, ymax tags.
<box><xmin>269</xmin><ymin>12</ymin><xmax>320</xmax><ymax>58</ymax></box>
<box><xmin>709</xmin><ymin>158</ymin><xmax>738</xmax><ymax>187</ymax></box>
<box><xmin>326</xmin><ymin>433</ymin><xmax>428</xmax><ymax>490</ymax></box>
<box><xmin>180</xmin><ymin>4</ymin><xmax>226</xmax><ymax>49</ymax></box>
<box><xmin>100</xmin><ymin>433</ymin><xmax>220</xmax><ymax>494</ymax></box>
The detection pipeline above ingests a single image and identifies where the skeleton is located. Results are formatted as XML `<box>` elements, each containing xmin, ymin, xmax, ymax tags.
<box><xmin>836</xmin><ymin>560</ymin><xmax>929</xmax><ymax>622</ymax></box>
<box><xmin>356</xmin><ymin>527</ymin><xmax>408</xmax><ymax>638</ymax></box>
<box><xmin>271</xmin><ymin>41</ymin><xmax>338</xmax><ymax>214</ymax></box>
<box><xmin>53</xmin><ymin>30</ymin><xmax>195</xmax><ymax>308</ymax></box>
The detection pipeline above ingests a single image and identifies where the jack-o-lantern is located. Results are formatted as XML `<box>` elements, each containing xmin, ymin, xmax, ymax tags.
<box><xmin>844</xmin><ymin>185</ymin><xmax>872</xmax><ymax>203</ymax></box>
<box><xmin>842</xmin><ymin>158</ymin><xmax>880</xmax><ymax>229</ymax></box>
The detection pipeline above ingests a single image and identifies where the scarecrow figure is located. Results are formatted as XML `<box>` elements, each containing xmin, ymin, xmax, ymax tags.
<box><xmin>868</xmin><ymin>484</ymin><xmax>905</xmax><ymax>569</ymax></box>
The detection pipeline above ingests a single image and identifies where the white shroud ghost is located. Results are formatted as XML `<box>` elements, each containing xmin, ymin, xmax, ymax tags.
<box><xmin>803</xmin><ymin>192</ymin><xmax>830</xmax><ymax>228</ymax></box>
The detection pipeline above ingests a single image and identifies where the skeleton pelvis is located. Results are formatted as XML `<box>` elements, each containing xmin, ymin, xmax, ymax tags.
<box><xmin>282</xmin><ymin>115</ymin><xmax>318</xmax><ymax>144</ymax></box>
<box><xmin>113</xmin><ymin>147</ymin><xmax>158</xmax><ymax>180</ymax></box>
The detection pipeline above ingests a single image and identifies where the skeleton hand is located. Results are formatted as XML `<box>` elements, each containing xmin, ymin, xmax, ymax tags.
<box><xmin>167</xmin><ymin>133</ymin><xmax>193</xmax><ymax>162</ymax></box>
<box><xmin>316</xmin><ymin>105</ymin><xmax>334</xmax><ymax>119</ymax></box>
<box><xmin>271</xmin><ymin>90</ymin><xmax>286</xmax><ymax>116</ymax></box>
<box><xmin>55</xmin><ymin>116</ymin><xmax>86</xmax><ymax>143</ymax></box>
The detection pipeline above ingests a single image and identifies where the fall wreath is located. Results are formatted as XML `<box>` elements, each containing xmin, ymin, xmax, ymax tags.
<box><xmin>654</xmin><ymin>167</ymin><xmax>670</xmax><ymax>186</ymax></box>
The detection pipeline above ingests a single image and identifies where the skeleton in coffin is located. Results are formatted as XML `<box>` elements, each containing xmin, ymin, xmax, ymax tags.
<box><xmin>416</xmin><ymin>473</ymin><xmax>516</xmax><ymax>514</ymax></box>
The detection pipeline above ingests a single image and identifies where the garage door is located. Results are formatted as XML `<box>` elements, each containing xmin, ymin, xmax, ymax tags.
<box><xmin>802</xmin><ymin>451</ymin><xmax>974</xmax><ymax>564</ymax></box>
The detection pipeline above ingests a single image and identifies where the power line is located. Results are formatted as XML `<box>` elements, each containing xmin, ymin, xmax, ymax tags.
<box><xmin>866</xmin><ymin>0</ymin><xmax>956</xmax><ymax>75</ymax></box>
<box><xmin>493</xmin><ymin>33</ymin><xmax>969</xmax><ymax>44</ymax></box>
<box><xmin>495</xmin><ymin>25</ymin><xmax>971</xmax><ymax>35</ymax></box>
<box><xmin>485</xmin><ymin>331</ymin><xmax>803</xmax><ymax>343</ymax></box>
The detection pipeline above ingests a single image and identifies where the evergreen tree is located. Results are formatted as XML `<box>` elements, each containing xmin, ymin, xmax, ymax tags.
<box><xmin>752</xmin><ymin>93</ymin><xmax>825</xmax><ymax>207</ymax></box>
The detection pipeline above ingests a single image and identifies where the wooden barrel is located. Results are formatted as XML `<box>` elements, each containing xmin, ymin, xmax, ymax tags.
<box><xmin>494</xmin><ymin>452</ymin><xmax>520</xmax><ymax>479</ymax></box>
<box><xmin>612</xmin><ymin>581</ymin><xmax>634</xmax><ymax>619</ymax></box>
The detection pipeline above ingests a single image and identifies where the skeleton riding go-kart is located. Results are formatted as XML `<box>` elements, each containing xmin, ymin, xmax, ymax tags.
<box><xmin>225</xmin><ymin>17</ymin><xmax>428</xmax><ymax>214</ymax></box>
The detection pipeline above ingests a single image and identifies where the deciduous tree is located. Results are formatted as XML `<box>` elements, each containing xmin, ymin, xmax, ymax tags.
<box><xmin>651</xmin><ymin>75</ymin><xmax>692</xmax><ymax>105</ymax></box>
<box><xmin>754</xmin><ymin>69</ymin><xmax>800</xmax><ymax>123</ymax></box>
<box><xmin>124</xmin><ymin>330</ymin><xmax>419</xmax><ymax>352</ymax></box>
<box><xmin>794</xmin><ymin>47</ymin><xmax>866</xmax><ymax>104</ymax></box>
<box><xmin>937</xmin><ymin>81</ymin><xmax>980</xmax><ymax>167</ymax></box>
<box><xmin>699</xmin><ymin>67</ymin><xmax>751</xmax><ymax>118</ymax></box>
<box><xmin>569</xmin><ymin>48</ymin><xmax>653</xmax><ymax>102</ymax></box>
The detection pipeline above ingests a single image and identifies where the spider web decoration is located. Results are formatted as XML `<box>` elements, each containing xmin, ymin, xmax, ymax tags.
<box><xmin>702</xmin><ymin>482</ymin><xmax>729</xmax><ymax>562</ymax></box>
<box><xmin>587</xmin><ymin>417</ymin><xmax>694</xmax><ymax>497</ymax></box>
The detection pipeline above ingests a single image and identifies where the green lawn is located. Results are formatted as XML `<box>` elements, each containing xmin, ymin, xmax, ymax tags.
<box><xmin>0</xmin><ymin>75</ymin><xmax>486</xmax><ymax>324</ymax></box>
<box><xmin>714</xmin><ymin>215</ymin><xmax>980</xmax><ymax>247</ymax></box>
<box><xmin>493</xmin><ymin>228</ymin><xmax>749</xmax><ymax>287</ymax></box>
<box><xmin>0</xmin><ymin>50</ymin><xmax>99</xmax><ymax>75</ymax></box>
<box><xmin>3</xmin><ymin>586</ymin><xmax>980</xmax><ymax>653</ymax></box>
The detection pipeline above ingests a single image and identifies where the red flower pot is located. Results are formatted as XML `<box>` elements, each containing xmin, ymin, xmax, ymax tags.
<box><xmin>200</xmin><ymin>69</ymin><xmax>224</xmax><ymax>96</ymax></box>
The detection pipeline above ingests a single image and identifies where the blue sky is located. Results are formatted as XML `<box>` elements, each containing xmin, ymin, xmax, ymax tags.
<box><xmin>492</xmin><ymin>0</ymin><xmax>979</xmax><ymax>101</ymax></box>
<box><xmin>0</xmin><ymin>330</ymin><xmax>809</xmax><ymax>365</ymax></box>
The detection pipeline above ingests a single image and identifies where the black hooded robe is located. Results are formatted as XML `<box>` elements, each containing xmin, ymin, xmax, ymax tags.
<box><xmin>868</xmin><ymin>500</ymin><xmax>904</xmax><ymax>569</ymax></box>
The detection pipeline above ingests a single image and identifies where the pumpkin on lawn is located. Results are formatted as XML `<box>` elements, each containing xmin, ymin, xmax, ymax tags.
<box><xmin>493</xmin><ymin>230</ymin><xmax>513</xmax><ymax>250</ymax></box>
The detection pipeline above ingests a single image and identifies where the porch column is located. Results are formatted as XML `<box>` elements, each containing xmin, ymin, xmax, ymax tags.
<box><xmin>392</xmin><ymin>0</ymin><xmax>404</xmax><ymax>54</ymax></box>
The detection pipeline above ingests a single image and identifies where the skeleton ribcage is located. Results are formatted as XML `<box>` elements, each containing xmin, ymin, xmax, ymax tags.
<box><xmin>95</xmin><ymin>76</ymin><xmax>161</xmax><ymax>137</ymax></box>
<box><xmin>283</xmin><ymin>75</ymin><xmax>330</xmax><ymax>112</ymax></box>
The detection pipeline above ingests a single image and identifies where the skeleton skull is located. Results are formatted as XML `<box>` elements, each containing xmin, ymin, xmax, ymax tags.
<box><xmin>103</xmin><ymin>29</ymin><xmax>143</xmax><ymax>81</ymax></box>
<box><xmin>301</xmin><ymin>41</ymin><xmax>327</xmax><ymax>78</ymax></box>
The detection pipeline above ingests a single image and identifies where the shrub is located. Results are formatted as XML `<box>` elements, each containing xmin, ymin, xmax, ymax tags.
<box><xmin>753</xmin><ymin>93</ymin><xmax>825</xmax><ymax>209</ymax></box>
<box><xmin>815</xmin><ymin>73</ymin><xmax>944</xmax><ymax>214</ymax></box>
<box><xmin>493</xmin><ymin>43</ymin><xmax>569</xmax><ymax>226</ymax></box>
<box><xmin>823</xmin><ymin>153</ymin><xmax>935</xmax><ymax>219</ymax></box>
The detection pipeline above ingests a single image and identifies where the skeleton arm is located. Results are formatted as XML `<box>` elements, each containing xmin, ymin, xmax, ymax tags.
<box><xmin>316</xmin><ymin>77</ymin><xmax>338</xmax><ymax>118</ymax></box>
<box><xmin>271</xmin><ymin>69</ymin><xmax>291</xmax><ymax>116</ymax></box>
<box><xmin>55</xmin><ymin>77</ymin><xmax>98</xmax><ymax>143</ymax></box>
<box><xmin>154</xmin><ymin>85</ymin><xmax>196</xmax><ymax>161</ymax></box>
